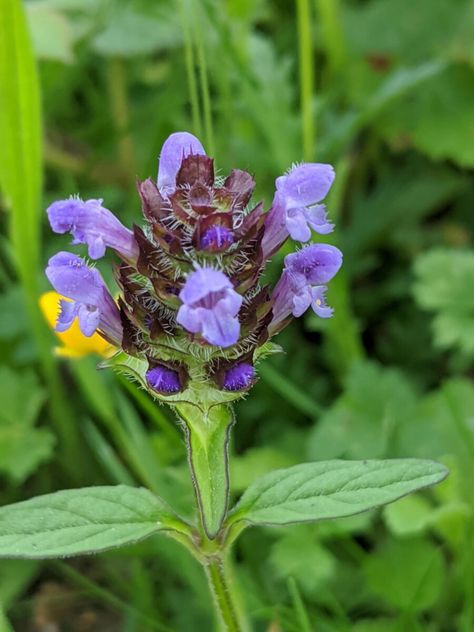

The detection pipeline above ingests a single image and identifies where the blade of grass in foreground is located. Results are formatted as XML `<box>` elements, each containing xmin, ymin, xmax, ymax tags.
<box><xmin>0</xmin><ymin>0</ymin><xmax>80</xmax><ymax>474</ymax></box>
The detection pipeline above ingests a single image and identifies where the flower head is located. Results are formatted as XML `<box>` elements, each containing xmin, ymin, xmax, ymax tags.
<box><xmin>45</xmin><ymin>252</ymin><xmax>122</xmax><ymax>345</ymax></box>
<box><xmin>45</xmin><ymin>131</ymin><xmax>342</xmax><ymax>401</ymax></box>
<box><xmin>177</xmin><ymin>267</ymin><xmax>242</xmax><ymax>348</ymax></box>
<box><xmin>47</xmin><ymin>197</ymin><xmax>138</xmax><ymax>261</ymax></box>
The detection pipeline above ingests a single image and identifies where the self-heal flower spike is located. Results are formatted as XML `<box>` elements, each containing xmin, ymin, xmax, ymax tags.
<box><xmin>45</xmin><ymin>130</ymin><xmax>342</xmax><ymax>404</ymax></box>
<box><xmin>177</xmin><ymin>267</ymin><xmax>243</xmax><ymax>348</ymax></box>
<box><xmin>45</xmin><ymin>252</ymin><xmax>122</xmax><ymax>345</ymax></box>
<box><xmin>47</xmin><ymin>197</ymin><xmax>139</xmax><ymax>262</ymax></box>
<box><xmin>262</xmin><ymin>163</ymin><xmax>335</xmax><ymax>257</ymax></box>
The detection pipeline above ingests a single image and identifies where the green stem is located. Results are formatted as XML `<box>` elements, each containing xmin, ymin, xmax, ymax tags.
<box><xmin>107</xmin><ymin>57</ymin><xmax>135</xmax><ymax>177</ymax></box>
<box><xmin>315</xmin><ymin>0</ymin><xmax>346</xmax><ymax>77</ymax></box>
<box><xmin>193</xmin><ymin>2</ymin><xmax>215</xmax><ymax>155</ymax></box>
<box><xmin>205</xmin><ymin>555</ymin><xmax>244</xmax><ymax>632</ymax></box>
<box><xmin>178</xmin><ymin>0</ymin><xmax>203</xmax><ymax>137</ymax></box>
<box><xmin>296</xmin><ymin>0</ymin><xmax>315</xmax><ymax>160</ymax></box>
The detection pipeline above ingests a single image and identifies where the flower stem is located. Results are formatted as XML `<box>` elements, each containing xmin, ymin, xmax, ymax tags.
<box><xmin>296</xmin><ymin>0</ymin><xmax>315</xmax><ymax>161</ymax></box>
<box><xmin>204</xmin><ymin>555</ymin><xmax>244</xmax><ymax>632</ymax></box>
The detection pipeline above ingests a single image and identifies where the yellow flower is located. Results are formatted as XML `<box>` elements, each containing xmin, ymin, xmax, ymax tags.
<box><xmin>39</xmin><ymin>291</ymin><xmax>115</xmax><ymax>359</ymax></box>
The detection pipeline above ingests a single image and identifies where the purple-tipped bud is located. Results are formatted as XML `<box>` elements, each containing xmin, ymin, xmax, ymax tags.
<box><xmin>200</xmin><ymin>225</ymin><xmax>234</xmax><ymax>252</ymax></box>
<box><xmin>45</xmin><ymin>251</ymin><xmax>122</xmax><ymax>344</ymax></box>
<box><xmin>176</xmin><ymin>267</ymin><xmax>242</xmax><ymax>347</ymax></box>
<box><xmin>47</xmin><ymin>197</ymin><xmax>138</xmax><ymax>262</ymax></box>
<box><xmin>262</xmin><ymin>163</ymin><xmax>335</xmax><ymax>257</ymax></box>
<box><xmin>223</xmin><ymin>362</ymin><xmax>255</xmax><ymax>391</ymax></box>
<box><xmin>158</xmin><ymin>132</ymin><xmax>206</xmax><ymax>195</ymax></box>
<box><xmin>270</xmin><ymin>243</ymin><xmax>342</xmax><ymax>332</ymax></box>
<box><xmin>146</xmin><ymin>365</ymin><xmax>181</xmax><ymax>394</ymax></box>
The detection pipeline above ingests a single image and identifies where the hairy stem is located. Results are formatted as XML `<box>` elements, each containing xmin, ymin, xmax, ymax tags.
<box><xmin>205</xmin><ymin>555</ymin><xmax>244</xmax><ymax>632</ymax></box>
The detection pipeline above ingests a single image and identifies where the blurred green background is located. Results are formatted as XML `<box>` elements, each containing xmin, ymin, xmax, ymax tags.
<box><xmin>1</xmin><ymin>0</ymin><xmax>474</xmax><ymax>630</ymax></box>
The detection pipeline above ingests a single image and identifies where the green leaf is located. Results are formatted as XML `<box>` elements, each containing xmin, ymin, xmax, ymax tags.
<box><xmin>0</xmin><ymin>559</ymin><xmax>39</xmax><ymax>609</ymax></box>
<box><xmin>413</xmin><ymin>248</ymin><xmax>474</xmax><ymax>354</ymax></box>
<box><xmin>307</xmin><ymin>361</ymin><xmax>417</xmax><ymax>460</ymax></box>
<box><xmin>228</xmin><ymin>459</ymin><xmax>448</xmax><ymax>527</ymax></box>
<box><xmin>363</xmin><ymin>538</ymin><xmax>445</xmax><ymax>612</ymax></box>
<box><xmin>376</xmin><ymin>64</ymin><xmax>474</xmax><ymax>168</ymax></box>
<box><xmin>0</xmin><ymin>366</ymin><xmax>55</xmax><ymax>482</ymax></box>
<box><xmin>92</xmin><ymin>5</ymin><xmax>181</xmax><ymax>57</ymax></box>
<box><xmin>176</xmin><ymin>404</ymin><xmax>234</xmax><ymax>538</ymax></box>
<box><xmin>0</xmin><ymin>486</ymin><xmax>183</xmax><ymax>559</ymax></box>
<box><xmin>383</xmin><ymin>495</ymin><xmax>434</xmax><ymax>536</ymax></box>
<box><xmin>26</xmin><ymin>3</ymin><xmax>74</xmax><ymax>63</ymax></box>
<box><xmin>342</xmin><ymin>0</ymin><xmax>472</xmax><ymax>64</ymax></box>
<box><xmin>0</xmin><ymin>0</ymin><xmax>42</xmax><ymax>318</ymax></box>
<box><xmin>269</xmin><ymin>526</ymin><xmax>336</xmax><ymax>597</ymax></box>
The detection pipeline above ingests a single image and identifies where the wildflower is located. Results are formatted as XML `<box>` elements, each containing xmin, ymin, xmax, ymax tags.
<box><xmin>177</xmin><ymin>267</ymin><xmax>243</xmax><ymax>348</ymax></box>
<box><xmin>45</xmin><ymin>252</ymin><xmax>122</xmax><ymax>345</ymax></box>
<box><xmin>270</xmin><ymin>243</ymin><xmax>343</xmax><ymax>332</ymax></box>
<box><xmin>47</xmin><ymin>197</ymin><xmax>138</xmax><ymax>261</ymax></box>
<box><xmin>262</xmin><ymin>163</ymin><xmax>335</xmax><ymax>257</ymax></box>
<box><xmin>45</xmin><ymin>131</ymin><xmax>342</xmax><ymax>400</ymax></box>
<box><xmin>39</xmin><ymin>291</ymin><xmax>114</xmax><ymax>358</ymax></box>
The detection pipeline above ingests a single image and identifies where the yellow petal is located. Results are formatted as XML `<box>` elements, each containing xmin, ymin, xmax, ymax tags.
<box><xmin>39</xmin><ymin>291</ymin><xmax>115</xmax><ymax>359</ymax></box>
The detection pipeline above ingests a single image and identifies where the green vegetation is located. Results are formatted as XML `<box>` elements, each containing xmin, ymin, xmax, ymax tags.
<box><xmin>0</xmin><ymin>0</ymin><xmax>473</xmax><ymax>629</ymax></box>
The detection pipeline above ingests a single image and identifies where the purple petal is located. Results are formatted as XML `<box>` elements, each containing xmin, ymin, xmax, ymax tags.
<box><xmin>286</xmin><ymin>207</ymin><xmax>312</xmax><ymax>242</ymax></box>
<box><xmin>47</xmin><ymin>197</ymin><xmax>137</xmax><ymax>261</ymax></box>
<box><xmin>46</xmin><ymin>252</ymin><xmax>105</xmax><ymax>305</ymax></box>
<box><xmin>201</xmin><ymin>308</ymin><xmax>240</xmax><ymax>347</ymax></box>
<box><xmin>291</xmin><ymin>285</ymin><xmax>313</xmax><ymax>317</ymax></box>
<box><xmin>285</xmin><ymin>244</ymin><xmax>343</xmax><ymax>285</ymax></box>
<box><xmin>45</xmin><ymin>251</ymin><xmax>122</xmax><ymax>345</ymax></box>
<box><xmin>223</xmin><ymin>362</ymin><xmax>255</xmax><ymax>391</ymax></box>
<box><xmin>277</xmin><ymin>163</ymin><xmax>335</xmax><ymax>206</ymax></box>
<box><xmin>199</xmin><ymin>225</ymin><xmax>234</xmax><ymax>251</ymax></box>
<box><xmin>55</xmin><ymin>299</ymin><xmax>78</xmax><ymax>332</ymax></box>
<box><xmin>217</xmin><ymin>289</ymin><xmax>243</xmax><ymax>317</ymax></box>
<box><xmin>305</xmin><ymin>205</ymin><xmax>334</xmax><ymax>235</ymax></box>
<box><xmin>157</xmin><ymin>132</ymin><xmax>206</xmax><ymax>194</ymax></box>
<box><xmin>146</xmin><ymin>366</ymin><xmax>181</xmax><ymax>394</ymax></box>
<box><xmin>77</xmin><ymin>304</ymin><xmax>101</xmax><ymax>337</ymax></box>
<box><xmin>176</xmin><ymin>304</ymin><xmax>201</xmax><ymax>334</ymax></box>
<box><xmin>311</xmin><ymin>286</ymin><xmax>333</xmax><ymax>318</ymax></box>
<box><xmin>261</xmin><ymin>193</ymin><xmax>288</xmax><ymax>260</ymax></box>
<box><xmin>179</xmin><ymin>267</ymin><xmax>233</xmax><ymax>305</ymax></box>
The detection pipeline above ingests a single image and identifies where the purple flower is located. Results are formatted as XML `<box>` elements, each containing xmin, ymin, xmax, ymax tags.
<box><xmin>45</xmin><ymin>251</ymin><xmax>122</xmax><ymax>344</ymax></box>
<box><xmin>270</xmin><ymin>243</ymin><xmax>342</xmax><ymax>331</ymax></box>
<box><xmin>47</xmin><ymin>197</ymin><xmax>138</xmax><ymax>262</ymax></box>
<box><xmin>158</xmin><ymin>132</ymin><xmax>205</xmax><ymax>195</ymax></box>
<box><xmin>262</xmin><ymin>163</ymin><xmax>335</xmax><ymax>257</ymax></box>
<box><xmin>199</xmin><ymin>225</ymin><xmax>234</xmax><ymax>252</ymax></box>
<box><xmin>146</xmin><ymin>366</ymin><xmax>181</xmax><ymax>394</ymax></box>
<box><xmin>176</xmin><ymin>267</ymin><xmax>242</xmax><ymax>347</ymax></box>
<box><xmin>223</xmin><ymin>362</ymin><xmax>255</xmax><ymax>391</ymax></box>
